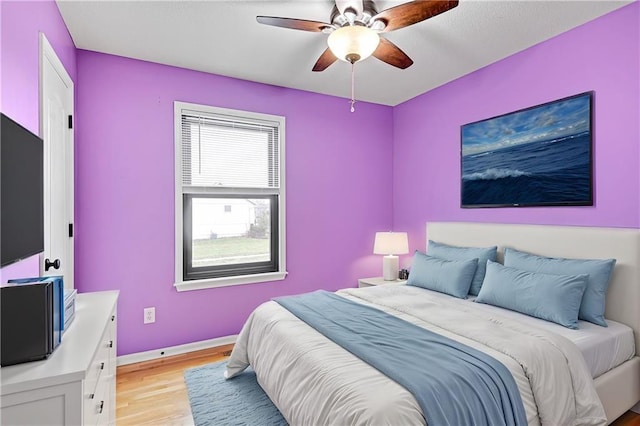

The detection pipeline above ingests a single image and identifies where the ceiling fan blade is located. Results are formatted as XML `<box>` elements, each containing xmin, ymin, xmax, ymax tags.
<box><xmin>336</xmin><ymin>0</ymin><xmax>364</xmax><ymax>16</ymax></box>
<box><xmin>256</xmin><ymin>16</ymin><xmax>331</xmax><ymax>32</ymax></box>
<box><xmin>312</xmin><ymin>48</ymin><xmax>338</xmax><ymax>72</ymax></box>
<box><xmin>373</xmin><ymin>38</ymin><xmax>414</xmax><ymax>69</ymax></box>
<box><xmin>372</xmin><ymin>0</ymin><xmax>459</xmax><ymax>33</ymax></box>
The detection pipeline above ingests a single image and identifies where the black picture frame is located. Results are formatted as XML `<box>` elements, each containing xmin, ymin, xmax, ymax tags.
<box><xmin>461</xmin><ymin>91</ymin><xmax>594</xmax><ymax>208</ymax></box>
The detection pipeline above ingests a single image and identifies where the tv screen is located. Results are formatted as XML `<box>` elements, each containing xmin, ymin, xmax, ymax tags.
<box><xmin>1</xmin><ymin>113</ymin><xmax>44</xmax><ymax>266</ymax></box>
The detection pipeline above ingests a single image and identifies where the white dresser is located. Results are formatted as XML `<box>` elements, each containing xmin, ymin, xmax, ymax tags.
<box><xmin>1</xmin><ymin>291</ymin><xmax>119</xmax><ymax>425</ymax></box>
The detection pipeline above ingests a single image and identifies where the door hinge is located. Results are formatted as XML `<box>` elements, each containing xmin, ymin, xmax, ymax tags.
<box><xmin>68</xmin><ymin>115</ymin><xmax>73</xmax><ymax>129</ymax></box>
<box><xmin>68</xmin><ymin>223</ymin><xmax>73</xmax><ymax>238</ymax></box>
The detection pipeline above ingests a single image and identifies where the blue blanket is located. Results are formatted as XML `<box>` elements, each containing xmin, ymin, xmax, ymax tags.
<box><xmin>274</xmin><ymin>290</ymin><xmax>527</xmax><ymax>426</ymax></box>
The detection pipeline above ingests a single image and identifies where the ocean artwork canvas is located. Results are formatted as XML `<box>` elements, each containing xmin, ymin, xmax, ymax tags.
<box><xmin>461</xmin><ymin>92</ymin><xmax>593</xmax><ymax>207</ymax></box>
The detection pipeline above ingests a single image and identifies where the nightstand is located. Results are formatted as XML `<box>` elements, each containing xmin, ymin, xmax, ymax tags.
<box><xmin>358</xmin><ymin>277</ymin><xmax>408</xmax><ymax>288</ymax></box>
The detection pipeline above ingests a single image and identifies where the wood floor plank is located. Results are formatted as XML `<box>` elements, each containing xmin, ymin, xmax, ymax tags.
<box><xmin>116</xmin><ymin>343</ymin><xmax>639</xmax><ymax>425</ymax></box>
<box><xmin>615</xmin><ymin>411</ymin><xmax>640</xmax><ymax>426</ymax></box>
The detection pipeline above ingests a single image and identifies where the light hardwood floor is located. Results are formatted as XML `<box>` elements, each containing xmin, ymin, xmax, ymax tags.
<box><xmin>116</xmin><ymin>345</ymin><xmax>233</xmax><ymax>425</ymax></box>
<box><xmin>117</xmin><ymin>345</ymin><xmax>640</xmax><ymax>425</ymax></box>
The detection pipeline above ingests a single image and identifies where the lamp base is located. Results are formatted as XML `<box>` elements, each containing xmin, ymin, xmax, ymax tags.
<box><xmin>382</xmin><ymin>255</ymin><xmax>399</xmax><ymax>281</ymax></box>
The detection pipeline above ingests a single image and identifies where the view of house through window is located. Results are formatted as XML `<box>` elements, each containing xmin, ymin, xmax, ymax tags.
<box><xmin>191</xmin><ymin>197</ymin><xmax>271</xmax><ymax>268</ymax></box>
<box><xmin>176</xmin><ymin>101</ymin><xmax>285</xmax><ymax>287</ymax></box>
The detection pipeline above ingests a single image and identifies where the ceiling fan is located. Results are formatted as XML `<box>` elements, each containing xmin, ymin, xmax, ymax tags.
<box><xmin>256</xmin><ymin>0</ymin><xmax>459</xmax><ymax>72</ymax></box>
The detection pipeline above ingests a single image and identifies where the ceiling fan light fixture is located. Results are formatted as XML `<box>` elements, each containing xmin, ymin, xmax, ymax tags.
<box><xmin>343</xmin><ymin>7</ymin><xmax>357</xmax><ymax>24</ymax></box>
<box><xmin>327</xmin><ymin>25</ymin><xmax>380</xmax><ymax>63</ymax></box>
<box><xmin>370</xmin><ymin>19</ymin><xmax>386</xmax><ymax>31</ymax></box>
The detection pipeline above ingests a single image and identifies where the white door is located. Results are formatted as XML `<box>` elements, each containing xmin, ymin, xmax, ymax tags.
<box><xmin>40</xmin><ymin>34</ymin><xmax>74</xmax><ymax>290</ymax></box>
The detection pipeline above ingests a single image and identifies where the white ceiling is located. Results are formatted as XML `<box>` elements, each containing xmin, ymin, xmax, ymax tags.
<box><xmin>56</xmin><ymin>0</ymin><xmax>632</xmax><ymax>106</ymax></box>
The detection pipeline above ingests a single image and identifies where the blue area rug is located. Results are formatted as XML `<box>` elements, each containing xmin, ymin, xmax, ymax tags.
<box><xmin>184</xmin><ymin>361</ymin><xmax>287</xmax><ymax>426</ymax></box>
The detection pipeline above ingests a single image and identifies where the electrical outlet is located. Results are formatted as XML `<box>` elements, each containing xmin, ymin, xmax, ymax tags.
<box><xmin>144</xmin><ymin>307</ymin><xmax>155</xmax><ymax>324</ymax></box>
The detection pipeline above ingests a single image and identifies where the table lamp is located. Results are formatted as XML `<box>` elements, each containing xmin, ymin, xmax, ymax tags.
<box><xmin>374</xmin><ymin>232</ymin><xmax>409</xmax><ymax>281</ymax></box>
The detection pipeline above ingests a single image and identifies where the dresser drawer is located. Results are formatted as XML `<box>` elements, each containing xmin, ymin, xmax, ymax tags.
<box><xmin>105</xmin><ymin>312</ymin><xmax>116</xmax><ymax>375</ymax></box>
<box><xmin>85</xmin><ymin>328</ymin><xmax>111</xmax><ymax>396</ymax></box>
<box><xmin>85</xmin><ymin>372</ymin><xmax>109</xmax><ymax>426</ymax></box>
<box><xmin>96</xmin><ymin>376</ymin><xmax>114</xmax><ymax>426</ymax></box>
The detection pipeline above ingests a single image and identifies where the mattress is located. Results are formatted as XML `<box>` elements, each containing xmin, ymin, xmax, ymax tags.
<box><xmin>468</xmin><ymin>295</ymin><xmax>636</xmax><ymax>378</ymax></box>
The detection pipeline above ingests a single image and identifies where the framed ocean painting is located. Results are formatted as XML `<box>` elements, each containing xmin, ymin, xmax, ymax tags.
<box><xmin>461</xmin><ymin>92</ymin><xmax>593</xmax><ymax>208</ymax></box>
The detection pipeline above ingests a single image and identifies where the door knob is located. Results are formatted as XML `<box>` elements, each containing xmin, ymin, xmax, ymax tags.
<box><xmin>45</xmin><ymin>258</ymin><xmax>60</xmax><ymax>271</ymax></box>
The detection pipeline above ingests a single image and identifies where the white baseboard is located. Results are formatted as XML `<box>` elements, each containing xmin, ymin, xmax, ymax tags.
<box><xmin>116</xmin><ymin>334</ymin><xmax>237</xmax><ymax>366</ymax></box>
<box><xmin>632</xmin><ymin>401</ymin><xmax>640</xmax><ymax>414</ymax></box>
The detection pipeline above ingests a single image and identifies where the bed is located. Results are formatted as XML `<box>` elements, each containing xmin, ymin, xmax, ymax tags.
<box><xmin>226</xmin><ymin>222</ymin><xmax>640</xmax><ymax>425</ymax></box>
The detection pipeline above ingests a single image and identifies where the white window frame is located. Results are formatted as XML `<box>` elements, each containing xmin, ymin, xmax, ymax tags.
<box><xmin>174</xmin><ymin>101</ymin><xmax>286</xmax><ymax>292</ymax></box>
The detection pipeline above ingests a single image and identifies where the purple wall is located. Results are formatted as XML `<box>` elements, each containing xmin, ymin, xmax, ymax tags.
<box><xmin>75</xmin><ymin>51</ymin><xmax>394</xmax><ymax>355</ymax></box>
<box><xmin>0</xmin><ymin>0</ymin><xmax>77</xmax><ymax>282</ymax></box>
<box><xmin>393</xmin><ymin>3</ymin><xmax>640</xmax><ymax>259</ymax></box>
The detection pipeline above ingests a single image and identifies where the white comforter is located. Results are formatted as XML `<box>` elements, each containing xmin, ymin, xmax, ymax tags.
<box><xmin>226</xmin><ymin>285</ymin><xmax>606</xmax><ymax>425</ymax></box>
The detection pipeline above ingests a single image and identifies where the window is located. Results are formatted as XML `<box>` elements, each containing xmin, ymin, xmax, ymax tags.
<box><xmin>174</xmin><ymin>102</ymin><xmax>286</xmax><ymax>291</ymax></box>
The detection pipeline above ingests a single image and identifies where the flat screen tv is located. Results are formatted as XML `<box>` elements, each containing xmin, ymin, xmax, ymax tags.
<box><xmin>1</xmin><ymin>113</ymin><xmax>44</xmax><ymax>266</ymax></box>
<box><xmin>461</xmin><ymin>91</ymin><xmax>593</xmax><ymax>208</ymax></box>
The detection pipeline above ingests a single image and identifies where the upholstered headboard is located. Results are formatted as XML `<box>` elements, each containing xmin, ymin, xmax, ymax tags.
<box><xmin>426</xmin><ymin>222</ymin><xmax>640</xmax><ymax>351</ymax></box>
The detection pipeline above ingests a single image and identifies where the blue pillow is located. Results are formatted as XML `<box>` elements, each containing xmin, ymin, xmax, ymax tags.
<box><xmin>428</xmin><ymin>240</ymin><xmax>497</xmax><ymax>296</ymax></box>
<box><xmin>503</xmin><ymin>248</ymin><xmax>616</xmax><ymax>327</ymax></box>
<box><xmin>476</xmin><ymin>261</ymin><xmax>588</xmax><ymax>329</ymax></box>
<box><xmin>407</xmin><ymin>251</ymin><xmax>478</xmax><ymax>299</ymax></box>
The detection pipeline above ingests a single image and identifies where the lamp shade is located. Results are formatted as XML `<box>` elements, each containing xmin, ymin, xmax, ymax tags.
<box><xmin>373</xmin><ymin>232</ymin><xmax>409</xmax><ymax>255</ymax></box>
<box><xmin>327</xmin><ymin>25</ymin><xmax>380</xmax><ymax>63</ymax></box>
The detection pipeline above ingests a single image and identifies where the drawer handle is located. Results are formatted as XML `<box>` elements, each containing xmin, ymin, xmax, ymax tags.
<box><xmin>89</xmin><ymin>393</ymin><xmax>95</xmax><ymax>400</ymax></box>
<box><xmin>108</xmin><ymin>340</ymin><xmax>113</xmax><ymax>348</ymax></box>
<box><xmin>111</xmin><ymin>315</ymin><xmax>115</xmax><ymax>322</ymax></box>
<box><xmin>100</xmin><ymin>362</ymin><xmax>105</xmax><ymax>370</ymax></box>
<box><xmin>98</xmin><ymin>400</ymin><xmax>104</xmax><ymax>414</ymax></box>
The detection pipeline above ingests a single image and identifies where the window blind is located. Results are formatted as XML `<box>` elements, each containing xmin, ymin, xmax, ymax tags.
<box><xmin>181</xmin><ymin>112</ymin><xmax>280</xmax><ymax>189</ymax></box>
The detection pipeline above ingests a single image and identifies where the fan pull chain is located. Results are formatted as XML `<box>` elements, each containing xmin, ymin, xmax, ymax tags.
<box><xmin>350</xmin><ymin>62</ymin><xmax>356</xmax><ymax>113</ymax></box>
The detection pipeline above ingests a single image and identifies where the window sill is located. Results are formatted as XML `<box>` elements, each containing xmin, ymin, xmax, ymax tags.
<box><xmin>174</xmin><ymin>271</ymin><xmax>287</xmax><ymax>292</ymax></box>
